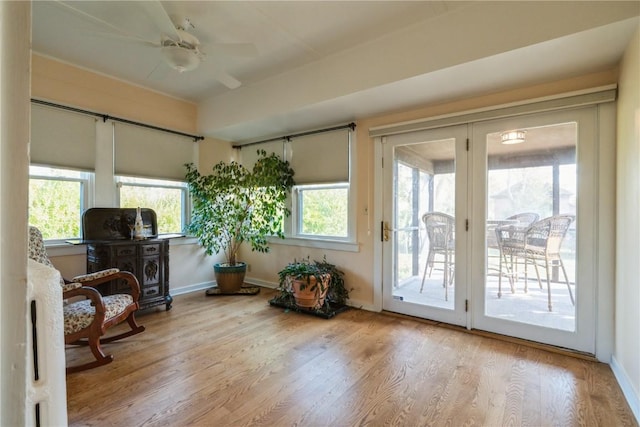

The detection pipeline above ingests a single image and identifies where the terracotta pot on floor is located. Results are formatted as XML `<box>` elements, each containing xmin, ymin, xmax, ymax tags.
<box><xmin>290</xmin><ymin>274</ymin><xmax>330</xmax><ymax>309</ymax></box>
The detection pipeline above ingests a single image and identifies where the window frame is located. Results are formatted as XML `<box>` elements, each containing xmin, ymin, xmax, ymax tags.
<box><xmin>255</xmin><ymin>129</ymin><xmax>357</xmax><ymax>251</ymax></box>
<box><xmin>28</xmin><ymin>165</ymin><xmax>93</xmax><ymax>243</ymax></box>
<box><xmin>292</xmin><ymin>182</ymin><xmax>351</xmax><ymax>241</ymax></box>
<box><xmin>115</xmin><ymin>175</ymin><xmax>190</xmax><ymax>236</ymax></box>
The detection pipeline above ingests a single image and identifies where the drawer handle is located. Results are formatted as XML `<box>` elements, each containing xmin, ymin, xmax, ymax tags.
<box><xmin>121</xmin><ymin>249</ymin><xmax>133</xmax><ymax>255</ymax></box>
<box><xmin>146</xmin><ymin>289</ymin><xmax>158</xmax><ymax>295</ymax></box>
<box><xmin>145</xmin><ymin>247</ymin><xmax>158</xmax><ymax>253</ymax></box>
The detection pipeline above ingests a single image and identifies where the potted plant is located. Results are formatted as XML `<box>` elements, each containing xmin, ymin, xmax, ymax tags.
<box><xmin>273</xmin><ymin>256</ymin><xmax>349</xmax><ymax>314</ymax></box>
<box><xmin>185</xmin><ymin>150</ymin><xmax>295</xmax><ymax>293</ymax></box>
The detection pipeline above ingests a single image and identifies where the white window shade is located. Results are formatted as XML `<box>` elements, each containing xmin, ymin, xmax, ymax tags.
<box><xmin>241</xmin><ymin>140</ymin><xmax>284</xmax><ymax>171</ymax></box>
<box><xmin>30</xmin><ymin>104</ymin><xmax>96</xmax><ymax>170</ymax></box>
<box><xmin>288</xmin><ymin>129</ymin><xmax>350</xmax><ymax>184</ymax></box>
<box><xmin>114</xmin><ymin>122</ymin><xmax>196</xmax><ymax>180</ymax></box>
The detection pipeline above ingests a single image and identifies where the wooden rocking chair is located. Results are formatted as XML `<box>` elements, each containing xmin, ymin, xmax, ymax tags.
<box><xmin>28</xmin><ymin>226</ymin><xmax>145</xmax><ymax>374</ymax></box>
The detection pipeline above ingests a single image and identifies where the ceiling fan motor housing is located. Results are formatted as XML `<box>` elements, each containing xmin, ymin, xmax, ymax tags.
<box><xmin>161</xmin><ymin>46</ymin><xmax>200</xmax><ymax>72</ymax></box>
<box><xmin>161</xmin><ymin>28</ymin><xmax>202</xmax><ymax>72</ymax></box>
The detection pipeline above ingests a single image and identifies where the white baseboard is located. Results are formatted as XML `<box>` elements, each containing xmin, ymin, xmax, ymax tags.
<box><xmin>244</xmin><ymin>277</ymin><xmax>277</xmax><ymax>289</ymax></box>
<box><xmin>170</xmin><ymin>281</ymin><xmax>215</xmax><ymax>296</ymax></box>
<box><xmin>172</xmin><ymin>278</ymin><xmax>378</xmax><ymax>313</ymax></box>
<box><xmin>171</xmin><ymin>278</ymin><xmax>272</xmax><ymax>296</ymax></box>
<box><xmin>347</xmin><ymin>300</ymin><xmax>378</xmax><ymax>312</ymax></box>
<box><xmin>244</xmin><ymin>277</ymin><xmax>377</xmax><ymax>311</ymax></box>
<box><xmin>611</xmin><ymin>355</ymin><xmax>640</xmax><ymax>423</ymax></box>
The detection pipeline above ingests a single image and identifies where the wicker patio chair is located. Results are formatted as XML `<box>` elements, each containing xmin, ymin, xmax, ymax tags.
<box><xmin>522</xmin><ymin>215</ymin><xmax>575</xmax><ymax>311</ymax></box>
<box><xmin>420</xmin><ymin>212</ymin><xmax>455</xmax><ymax>301</ymax></box>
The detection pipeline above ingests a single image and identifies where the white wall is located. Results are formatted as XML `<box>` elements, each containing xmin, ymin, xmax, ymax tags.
<box><xmin>613</xmin><ymin>26</ymin><xmax>640</xmax><ymax>421</ymax></box>
<box><xmin>0</xmin><ymin>2</ymin><xmax>32</xmax><ymax>425</ymax></box>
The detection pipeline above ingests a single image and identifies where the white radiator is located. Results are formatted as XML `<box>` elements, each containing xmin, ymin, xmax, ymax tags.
<box><xmin>25</xmin><ymin>259</ymin><xmax>68</xmax><ymax>426</ymax></box>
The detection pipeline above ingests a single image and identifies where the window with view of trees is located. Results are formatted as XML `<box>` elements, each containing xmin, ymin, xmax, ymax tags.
<box><xmin>28</xmin><ymin>166</ymin><xmax>90</xmax><ymax>240</ymax></box>
<box><xmin>296</xmin><ymin>184</ymin><xmax>349</xmax><ymax>238</ymax></box>
<box><xmin>117</xmin><ymin>176</ymin><xmax>187</xmax><ymax>234</ymax></box>
<box><xmin>242</xmin><ymin>127</ymin><xmax>354</xmax><ymax>243</ymax></box>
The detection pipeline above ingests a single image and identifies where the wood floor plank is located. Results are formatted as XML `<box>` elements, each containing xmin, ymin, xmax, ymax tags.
<box><xmin>65</xmin><ymin>289</ymin><xmax>637</xmax><ymax>427</ymax></box>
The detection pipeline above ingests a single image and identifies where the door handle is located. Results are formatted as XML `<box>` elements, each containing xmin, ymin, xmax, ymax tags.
<box><xmin>381</xmin><ymin>221</ymin><xmax>391</xmax><ymax>242</ymax></box>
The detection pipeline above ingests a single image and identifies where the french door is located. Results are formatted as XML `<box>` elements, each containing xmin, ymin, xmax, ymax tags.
<box><xmin>381</xmin><ymin>125</ymin><xmax>469</xmax><ymax>326</ymax></box>
<box><xmin>470</xmin><ymin>108</ymin><xmax>596</xmax><ymax>352</ymax></box>
<box><xmin>380</xmin><ymin>108</ymin><xmax>597</xmax><ymax>353</ymax></box>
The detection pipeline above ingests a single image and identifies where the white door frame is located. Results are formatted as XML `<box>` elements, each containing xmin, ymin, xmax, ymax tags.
<box><xmin>470</xmin><ymin>107</ymin><xmax>598</xmax><ymax>354</ymax></box>
<box><xmin>379</xmin><ymin>125</ymin><xmax>469</xmax><ymax>326</ymax></box>
<box><xmin>372</xmin><ymin>100</ymin><xmax>616</xmax><ymax>362</ymax></box>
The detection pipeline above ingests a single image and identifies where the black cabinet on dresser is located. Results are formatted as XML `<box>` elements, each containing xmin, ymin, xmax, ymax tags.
<box><xmin>86</xmin><ymin>239</ymin><xmax>172</xmax><ymax>310</ymax></box>
<box><xmin>81</xmin><ymin>207</ymin><xmax>173</xmax><ymax>311</ymax></box>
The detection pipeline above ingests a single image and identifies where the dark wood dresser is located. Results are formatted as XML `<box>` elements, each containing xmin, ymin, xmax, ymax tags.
<box><xmin>82</xmin><ymin>208</ymin><xmax>173</xmax><ymax>311</ymax></box>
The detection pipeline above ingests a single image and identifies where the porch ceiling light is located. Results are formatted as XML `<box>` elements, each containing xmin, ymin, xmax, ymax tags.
<box><xmin>501</xmin><ymin>130</ymin><xmax>526</xmax><ymax>145</ymax></box>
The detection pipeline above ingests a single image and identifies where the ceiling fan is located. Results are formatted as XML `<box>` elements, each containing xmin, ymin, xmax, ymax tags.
<box><xmin>159</xmin><ymin>17</ymin><xmax>205</xmax><ymax>73</ymax></box>
<box><xmin>55</xmin><ymin>0</ymin><xmax>258</xmax><ymax>89</ymax></box>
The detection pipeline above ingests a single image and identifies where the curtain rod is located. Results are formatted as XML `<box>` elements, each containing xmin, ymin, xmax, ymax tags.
<box><xmin>232</xmin><ymin>122</ymin><xmax>356</xmax><ymax>149</ymax></box>
<box><xmin>31</xmin><ymin>99</ymin><xmax>205</xmax><ymax>142</ymax></box>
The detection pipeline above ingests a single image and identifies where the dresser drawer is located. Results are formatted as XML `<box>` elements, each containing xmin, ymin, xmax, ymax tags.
<box><xmin>142</xmin><ymin>286</ymin><xmax>161</xmax><ymax>299</ymax></box>
<box><xmin>115</xmin><ymin>245</ymin><xmax>136</xmax><ymax>257</ymax></box>
<box><xmin>141</xmin><ymin>244</ymin><xmax>161</xmax><ymax>255</ymax></box>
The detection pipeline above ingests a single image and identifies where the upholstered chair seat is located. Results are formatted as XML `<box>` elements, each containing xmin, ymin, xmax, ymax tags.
<box><xmin>63</xmin><ymin>294</ymin><xmax>134</xmax><ymax>335</ymax></box>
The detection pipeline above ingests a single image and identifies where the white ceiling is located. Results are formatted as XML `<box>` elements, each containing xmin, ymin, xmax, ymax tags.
<box><xmin>32</xmin><ymin>1</ymin><xmax>639</xmax><ymax>143</ymax></box>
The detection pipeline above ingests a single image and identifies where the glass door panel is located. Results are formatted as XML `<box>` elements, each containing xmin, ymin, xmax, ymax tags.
<box><xmin>382</xmin><ymin>125</ymin><xmax>468</xmax><ymax>326</ymax></box>
<box><xmin>471</xmin><ymin>108</ymin><xmax>596</xmax><ymax>353</ymax></box>
<box><xmin>393</xmin><ymin>141</ymin><xmax>455</xmax><ymax>310</ymax></box>
<box><xmin>484</xmin><ymin>123</ymin><xmax>577</xmax><ymax>331</ymax></box>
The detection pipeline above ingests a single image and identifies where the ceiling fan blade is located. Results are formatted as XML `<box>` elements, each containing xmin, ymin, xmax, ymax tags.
<box><xmin>208</xmin><ymin>43</ymin><xmax>259</xmax><ymax>58</ymax></box>
<box><xmin>55</xmin><ymin>1</ymin><xmax>148</xmax><ymax>42</ymax></box>
<box><xmin>138</xmin><ymin>1</ymin><xmax>181</xmax><ymax>40</ymax></box>
<box><xmin>211</xmin><ymin>67</ymin><xmax>242</xmax><ymax>90</ymax></box>
<box><xmin>88</xmin><ymin>31</ymin><xmax>160</xmax><ymax>48</ymax></box>
<box><xmin>146</xmin><ymin>61</ymin><xmax>170</xmax><ymax>81</ymax></box>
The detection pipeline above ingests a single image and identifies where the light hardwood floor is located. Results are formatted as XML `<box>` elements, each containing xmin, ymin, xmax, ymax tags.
<box><xmin>66</xmin><ymin>288</ymin><xmax>637</xmax><ymax>426</ymax></box>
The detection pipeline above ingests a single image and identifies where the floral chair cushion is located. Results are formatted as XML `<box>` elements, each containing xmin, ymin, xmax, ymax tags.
<box><xmin>63</xmin><ymin>294</ymin><xmax>134</xmax><ymax>335</ymax></box>
<box><xmin>71</xmin><ymin>269</ymin><xmax>120</xmax><ymax>283</ymax></box>
<box><xmin>28</xmin><ymin>226</ymin><xmax>56</xmax><ymax>269</ymax></box>
<box><xmin>28</xmin><ymin>226</ymin><xmax>66</xmax><ymax>286</ymax></box>
<box><xmin>62</xmin><ymin>282</ymin><xmax>83</xmax><ymax>292</ymax></box>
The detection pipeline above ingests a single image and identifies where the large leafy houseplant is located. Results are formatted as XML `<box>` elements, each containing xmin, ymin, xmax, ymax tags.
<box><xmin>185</xmin><ymin>150</ymin><xmax>295</xmax><ymax>291</ymax></box>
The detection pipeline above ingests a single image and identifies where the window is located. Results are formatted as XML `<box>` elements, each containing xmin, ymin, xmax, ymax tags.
<box><xmin>241</xmin><ymin>126</ymin><xmax>355</xmax><ymax>246</ymax></box>
<box><xmin>29</xmin><ymin>166</ymin><xmax>91</xmax><ymax>240</ymax></box>
<box><xmin>294</xmin><ymin>183</ymin><xmax>349</xmax><ymax>239</ymax></box>
<box><xmin>117</xmin><ymin>176</ymin><xmax>188</xmax><ymax>235</ymax></box>
<box><xmin>288</xmin><ymin>128</ymin><xmax>354</xmax><ymax>242</ymax></box>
